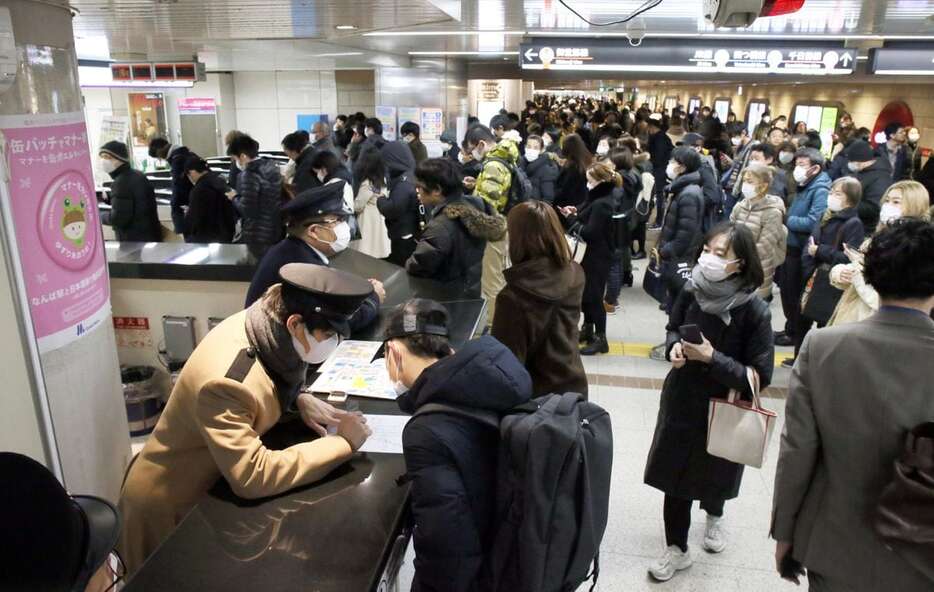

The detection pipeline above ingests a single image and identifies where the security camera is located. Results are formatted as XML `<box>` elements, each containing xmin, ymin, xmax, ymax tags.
<box><xmin>704</xmin><ymin>0</ymin><xmax>765</xmax><ymax>28</ymax></box>
<box><xmin>626</xmin><ymin>18</ymin><xmax>646</xmax><ymax>47</ymax></box>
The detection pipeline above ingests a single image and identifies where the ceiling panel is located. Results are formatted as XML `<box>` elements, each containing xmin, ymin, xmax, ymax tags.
<box><xmin>70</xmin><ymin>0</ymin><xmax>934</xmax><ymax>65</ymax></box>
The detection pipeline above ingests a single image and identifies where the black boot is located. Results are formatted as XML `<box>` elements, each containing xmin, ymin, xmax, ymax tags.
<box><xmin>579</xmin><ymin>323</ymin><xmax>594</xmax><ymax>345</ymax></box>
<box><xmin>581</xmin><ymin>333</ymin><xmax>609</xmax><ymax>355</ymax></box>
<box><xmin>622</xmin><ymin>272</ymin><xmax>634</xmax><ymax>287</ymax></box>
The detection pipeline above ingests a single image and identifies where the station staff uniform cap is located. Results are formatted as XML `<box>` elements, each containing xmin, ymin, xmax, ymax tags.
<box><xmin>279</xmin><ymin>262</ymin><xmax>373</xmax><ymax>337</ymax></box>
<box><xmin>281</xmin><ymin>181</ymin><xmax>347</xmax><ymax>222</ymax></box>
<box><xmin>846</xmin><ymin>139</ymin><xmax>875</xmax><ymax>162</ymax></box>
<box><xmin>382</xmin><ymin>298</ymin><xmax>450</xmax><ymax>341</ymax></box>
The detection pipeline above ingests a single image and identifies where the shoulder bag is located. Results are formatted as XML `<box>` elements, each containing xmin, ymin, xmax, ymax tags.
<box><xmin>707</xmin><ymin>367</ymin><xmax>777</xmax><ymax>469</ymax></box>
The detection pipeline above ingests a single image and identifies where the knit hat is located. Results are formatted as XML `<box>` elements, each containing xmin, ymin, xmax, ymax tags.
<box><xmin>99</xmin><ymin>140</ymin><xmax>129</xmax><ymax>163</ymax></box>
<box><xmin>846</xmin><ymin>139</ymin><xmax>875</xmax><ymax>163</ymax></box>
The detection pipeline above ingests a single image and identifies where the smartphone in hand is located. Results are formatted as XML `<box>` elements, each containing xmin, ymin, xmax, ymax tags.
<box><xmin>679</xmin><ymin>324</ymin><xmax>703</xmax><ymax>345</ymax></box>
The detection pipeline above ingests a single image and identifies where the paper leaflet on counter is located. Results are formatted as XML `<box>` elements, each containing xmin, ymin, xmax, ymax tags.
<box><xmin>309</xmin><ymin>340</ymin><xmax>396</xmax><ymax>400</ymax></box>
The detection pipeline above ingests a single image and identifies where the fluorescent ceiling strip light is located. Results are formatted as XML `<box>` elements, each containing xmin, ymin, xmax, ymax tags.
<box><xmin>80</xmin><ymin>80</ymin><xmax>195</xmax><ymax>88</ymax></box>
<box><xmin>410</xmin><ymin>51</ymin><xmax>519</xmax><ymax>55</ymax></box>
<box><xmin>520</xmin><ymin>64</ymin><xmax>852</xmax><ymax>75</ymax></box>
<box><xmin>527</xmin><ymin>31</ymin><xmax>934</xmax><ymax>40</ymax></box>
<box><xmin>365</xmin><ymin>30</ymin><xmax>525</xmax><ymax>36</ymax></box>
<box><xmin>312</xmin><ymin>52</ymin><xmax>364</xmax><ymax>57</ymax></box>
<box><xmin>872</xmin><ymin>70</ymin><xmax>934</xmax><ymax>75</ymax></box>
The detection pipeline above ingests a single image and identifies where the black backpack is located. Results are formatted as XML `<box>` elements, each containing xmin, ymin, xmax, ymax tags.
<box><xmin>414</xmin><ymin>392</ymin><xmax>613</xmax><ymax>592</ymax></box>
<box><xmin>487</xmin><ymin>156</ymin><xmax>533</xmax><ymax>213</ymax></box>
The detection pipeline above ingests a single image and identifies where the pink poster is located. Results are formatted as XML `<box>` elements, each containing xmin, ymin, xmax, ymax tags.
<box><xmin>1</xmin><ymin>112</ymin><xmax>110</xmax><ymax>351</ymax></box>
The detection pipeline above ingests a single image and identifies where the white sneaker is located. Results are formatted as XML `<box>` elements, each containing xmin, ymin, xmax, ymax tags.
<box><xmin>703</xmin><ymin>515</ymin><xmax>727</xmax><ymax>553</ymax></box>
<box><xmin>648</xmin><ymin>545</ymin><xmax>693</xmax><ymax>582</ymax></box>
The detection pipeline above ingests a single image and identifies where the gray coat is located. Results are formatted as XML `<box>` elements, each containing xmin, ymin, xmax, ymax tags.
<box><xmin>772</xmin><ymin>308</ymin><xmax>934</xmax><ymax>591</ymax></box>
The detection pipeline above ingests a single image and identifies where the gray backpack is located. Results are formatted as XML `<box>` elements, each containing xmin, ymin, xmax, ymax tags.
<box><xmin>415</xmin><ymin>392</ymin><xmax>613</xmax><ymax>592</ymax></box>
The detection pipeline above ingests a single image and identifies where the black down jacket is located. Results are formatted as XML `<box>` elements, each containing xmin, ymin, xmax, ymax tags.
<box><xmin>406</xmin><ymin>193</ymin><xmax>506</xmax><ymax>298</ymax></box>
<box><xmin>520</xmin><ymin>154</ymin><xmax>559</xmax><ymax>203</ymax></box>
<box><xmin>397</xmin><ymin>336</ymin><xmax>533</xmax><ymax>592</ymax></box>
<box><xmin>660</xmin><ymin>171</ymin><xmax>705</xmax><ymax>261</ymax></box>
<box><xmin>801</xmin><ymin>206</ymin><xmax>865</xmax><ymax>282</ymax></box>
<box><xmin>378</xmin><ymin>142</ymin><xmax>422</xmax><ymax>240</ymax></box>
<box><xmin>105</xmin><ymin>163</ymin><xmax>162</xmax><ymax>242</ymax></box>
<box><xmin>184</xmin><ymin>171</ymin><xmax>238</xmax><ymax>243</ymax></box>
<box><xmin>234</xmin><ymin>157</ymin><xmax>284</xmax><ymax>246</ymax></box>
<box><xmin>567</xmin><ymin>181</ymin><xmax>618</xmax><ymax>261</ymax></box>
<box><xmin>644</xmin><ymin>289</ymin><xmax>773</xmax><ymax>501</ymax></box>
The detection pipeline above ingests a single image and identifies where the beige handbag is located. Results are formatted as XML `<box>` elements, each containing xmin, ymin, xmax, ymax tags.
<box><xmin>706</xmin><ymin>367</ymin><xmax>777</xmax><ymax>469</ymax></box>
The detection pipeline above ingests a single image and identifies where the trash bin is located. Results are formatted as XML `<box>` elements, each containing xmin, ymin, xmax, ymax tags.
<box><xmin>122</xmin><ymin>366</ymin><xmax>163</xmax><ymax>437</ymax></box>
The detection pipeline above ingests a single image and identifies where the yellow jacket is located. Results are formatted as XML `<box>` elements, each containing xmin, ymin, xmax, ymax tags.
<box><xmin>118</xmin><ymin>307</ymin><xmax>352</xmax><ymax>574</ymax></box>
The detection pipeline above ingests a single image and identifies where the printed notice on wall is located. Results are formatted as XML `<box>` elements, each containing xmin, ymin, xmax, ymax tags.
<box><xmin>0</xmin><ymin>111</ymin><xmax>111</xmax><ymax>352</ymax></box>
<box><xmin>420</xmin><ymin>108</ymin><xmax>443</xmax><ymax>141</ymax></box>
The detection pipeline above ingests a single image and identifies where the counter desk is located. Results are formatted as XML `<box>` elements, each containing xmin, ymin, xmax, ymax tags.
<box><xmin>116</xmin><ymin>242</ymin><xmax>486</xmax><ymax>592</ymax></box>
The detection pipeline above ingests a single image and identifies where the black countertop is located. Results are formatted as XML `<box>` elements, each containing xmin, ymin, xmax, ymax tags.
<box><xmin>106</xmin><ymin>241</ymin><xmax>473</xmax><ymax>307</ymax></box>
<box><xmin>123</xmin><ymin>447</ymin><xmax>410</xmax><ymax>592</ymax></box>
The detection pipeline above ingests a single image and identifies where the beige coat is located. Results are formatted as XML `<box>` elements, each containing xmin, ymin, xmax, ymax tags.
<box><xmin>729</xmin><ymin>193</ymin><xmax>787</xmax><ymax>299</ymax></box>
<box><xmin>350</xmin><ymin>178</ymin><xmax>392</xmax><ymax>259</ymax></box>
<box><xmin>828</xmin><ymin>238</ymin><xmax>878</xmax><ymax>326</ymax></box>
<box><xmin>118</xmin><ymin>309</ymin><xmax>352</xmax><ymax>574</ymax></box>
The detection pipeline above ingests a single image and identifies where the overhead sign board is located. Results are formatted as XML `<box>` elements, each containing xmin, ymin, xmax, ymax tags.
<box><xmin>177</xmin><ymin>97</ymin><xmax>216</xmax><ymax>115</ymax></box>
<box><xmin>870</xmin><ymin>46</ymin><xmax>934</xmax><ymax>75</ymax></box>
<box><xmin>519</xmin><ymin>39</ymin><xmax>857</xmax><ymax>75</ymax></box>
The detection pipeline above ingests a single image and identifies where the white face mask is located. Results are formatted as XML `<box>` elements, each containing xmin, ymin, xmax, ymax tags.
<box><xmin>100</xmin><ymin>157</ymin><xmax>120</xmax><ymax>174</ymax></box>
<box><xmin>403</xmin><ymin>135</ymin><xmax>415</xmax><ymax>144</ymax></box>
<box><xmin>793</xmin><ymin>165</ymin><xmax>810</xmax><ymax>185</ymax></box>
<box><xmin>779</xmin><ymin>151</ymin><xmax>795</xmax><ymax>165</ymax></box>
<box><xmin>365</xmin><ymin>129</ymin><xmax>375</xmax><ymax>138</ymax></box>
<box><xmin>848</xmin><ymin>161</ymin><xmax>862</xmax><ymax>173</ymax></box>
<box><xmin>827</xmin><ymin>194</ymin><xmax>845</xmax><ymax>212</ymax></box>
<box><xmin>236</xmin><ymin>158</ymin><xmax>247</xmax><ymax>172</ymax></box>
<box><xmin>741</xmin><ymin>183</ymin><xmax>761</xmax><ymax>200</ymax></box>
<box><xmin>731</xmin><ymin>137</ymin><xmax>742</xmax><ymax>147</ymax></box>
<box><xmin>666</xmin><ymin>162</ymin><xmax>680</xmax><ymax>180</ymax></box>
<box><xmin>879</xmin><ymin>202</ymin><xmax>903</xmax><ymax>224</ymax></box>
<box><xmin>471</xmin><ymin>145</ymin><xmax>485</xmax><ymax>162</ymax></box>
<box><xmin>386</xmin><ymin>345</ymin><xmax>408</xmax><ymax>396</ymax></box>
<box><xmin>542</xmin><ymin>136</ymin><xmax>553</xmax><ymax>147</ymax></box>
<box><xmin>441</xmin><ymin>142</ymin><xmax>452</xmax><ymax>151</ymax></box>
<box><xmin>292</xmin><ymin>326</ymin><xmax>340</xmax><ymax>365</ymax></box>
<box><xmin>908</xmin><ymin>133</ymin><xmax>920</xmax><ymax>143</ymax></box>
<box><xmin>330</xmin><ymin>221</ymin><xmax>351</xmax><ymax>252</ymax></box>
<box><xmin>525</xmin><ymin>149</ymin><xmax>540</xmax><ymax>162</ymax></box>
<box><xmin>317</xmin><ymin>170</ymin><xmax>327</xmax><ymax>183</ymax></box>
<box><xmin>596</xmin><ymin>142</ymin><xmax>609</xmax><ymax>155</ymax></box>
<box><xmin>697</xmin><ymin>252</ymin><xmax>737</xmax><ymax>282</ymax></box>
<box><xmin>458</xmin><ymin>151</ymin><xmax>468</xmax><ymax>164</ymax></box>
<box><xmin>763</xmin><ymin>116</ymin><xmax>771</xmax><ymax>124</ymax></box>
<box><xmin>587</xmin><ymin>180</ymin><xmax>598</xmax><ymax>190</ymax></box>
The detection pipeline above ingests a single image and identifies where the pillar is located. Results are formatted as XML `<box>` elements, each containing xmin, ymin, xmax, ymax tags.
<box><xmin>0</xmin><ymin>0</ymin><xmax>130</xmax><ymax>501</ymax></box>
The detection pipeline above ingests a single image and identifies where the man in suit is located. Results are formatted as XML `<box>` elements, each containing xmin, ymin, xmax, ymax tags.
<box><xmin>772</xmin><ymin>219</ymin><xmax>934</xmax><ymax>592</ymax></box>
<box><xmin>118</xmin><ymin>264</ymin><xmax>374</xmax><ymax>575</ymax></box>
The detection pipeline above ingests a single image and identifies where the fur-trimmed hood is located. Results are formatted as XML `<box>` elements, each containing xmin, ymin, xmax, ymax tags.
<box><xmin>442</xmin><ymin>197</ymin><xmax>507</xmax><ymax>242</ymax></box>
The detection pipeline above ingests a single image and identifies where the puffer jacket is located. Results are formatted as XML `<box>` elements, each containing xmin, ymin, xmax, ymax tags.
<box><xmin>828</xmin><ymin>237</ymin><xmax>878</xmax><ymax>326</ymax></box>
<box><xmin>234</xmin><ymin>158</ymin><xmax>284</xmax><ymax>246</ymax></box>
<box><xmin>567</xmin><ymin>181</ymin><xmax>619</xmax><ymax>260</ymax></box>
<box><xmin>856</xmin><ymin>158</ymin><xmax>894</xmax><ymax>232</ymax></box>
<box><xmin>659</xmin><ymin>171</ymin><xmax>704</xmax><ymax>261</ymax></box>
<box><xmin>493</xmin><ymin>257</ymin><xmax>587</xmax><ymax>397</ymax></box>
<box><xmin>787</xmin><ymin>171</ymin><xmax>830</xmax><ymax>249</ymax></box>
<box><xmin>291</xmin><ymin>145</ymin><xmax>319</xmax><ymax>195</ymax></box>
<box><xmin>406</xmin><ymin>193</ymin><xmax>506</xmax><ymax>298</ymax></box>
<box><xmin>398</xmin><ymin>336</ymin><xmax>532</xmax><ymax>592</ymax></box>
<box><xmin>802</xmin><ymin>206</ymin><xmax>866</xmax><ymax>282</ymax></box>
<box><xmin>105</xmin><ymin>163</ymin><xmax>162</xmax><ymax>242</ymax></box>
<box><xmin>475</xmin><ymin>138</ymin><xmax>519</xmax><ymax>214</ymax></box>
<box><xmin>378</xmin><ymin>142</ymin><xmax>422</xmax><ymax>240</ymax></box>
<box><xmin>521</xmin><ymin>153</ymin><xmax>559</xmax><ymax>203</ymax></box>
<box><xmin>730</xmin><ymin>193</ymin><xmax>788</xmax><ymax>299</ymax></box>
<box><xmin>184</xmin><ymin>171</ymin><xmax>238</xmax><ymax>243</ymax></box>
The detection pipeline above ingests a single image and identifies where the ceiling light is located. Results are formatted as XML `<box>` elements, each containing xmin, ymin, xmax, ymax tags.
<box><xmin>526</xmin><ymin>31</ymin><xmax>934</xmax><ymax>41</ymax></box>
<box><xmin>365</xmin><ymin>30</ymin><xmax>525</xmax><ymax>37</ymax></box>
<box><xmin>335</xmin><ymin>25</ymin><xmax>358</xmax><ymax>30</ymax></box>
<box><xmin>409</xmin><ymin>51</ymin><xmax>519</xmax><ymax>56</ymax></box>
<box><xmin>312</xmin><ymin>52</ymin><xmax>364</xmax><ymax>57</ymax></box>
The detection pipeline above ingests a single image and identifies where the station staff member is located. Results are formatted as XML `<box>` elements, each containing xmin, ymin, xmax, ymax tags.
<box><xmin>118</xmin><ymin>263</ymin><xmax>375</xmax><ymax>575</ymax></box>
<box><xmin>245</xmin><ymin>182</ymin><xmax>385</xmax><ymax>325</ymax></box>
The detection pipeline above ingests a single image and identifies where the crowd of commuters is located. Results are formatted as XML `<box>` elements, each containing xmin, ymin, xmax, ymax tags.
<box><xmin>92</xmin><ymin>96</ymin><xmax>934</xmax><ymax>591</ymax></box>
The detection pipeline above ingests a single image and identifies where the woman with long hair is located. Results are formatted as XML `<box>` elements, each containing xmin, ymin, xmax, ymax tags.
<box><xmin>492</xmin><ymin>200</ymin><xmax>587</xmax><ymax>396</ymax></box>
<box><xmin>350</xmin><ymin>149</ymin><xmax>392</xmax><ymax>258</ymax></box>
<box><xmin>554</xmin><ymin>133</ymin><xmax>593</xmax><ymax>208</ymax></box>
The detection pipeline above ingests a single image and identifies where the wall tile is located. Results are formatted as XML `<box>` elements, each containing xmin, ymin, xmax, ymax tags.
<box><xmin>319</xmin><ymin>71</ymin><xmax>337</xmax><ymax>88</ymax></box>
<box><xmin>236</xmin><ymin>108</ymin><xmax>281</xmax><ymax>150</ymax></box>
<box><xmin>276</xmin><ymin>72</ymin><xmax>322</xmax><ymax>109</ymax></box>
<box><xmin>233</xmin><ymin>72</ymin><xmax>278</xmax><ymax>109</ymax></box>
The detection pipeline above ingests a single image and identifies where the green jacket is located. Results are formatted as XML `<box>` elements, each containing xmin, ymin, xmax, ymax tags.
<box><xmin>475</xmin><ymin>139</ymin><xmax>519</xmax><ymax>214</ymax></box>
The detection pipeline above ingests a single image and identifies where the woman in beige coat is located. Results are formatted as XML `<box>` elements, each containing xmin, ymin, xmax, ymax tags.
<box><xmin>729</xmin><ymin>162</ymin><xmax>787</xmax><ymax>300</ymax></box>
<box><xmin>350</xmin><ymin>149</ymin><xmax>392</xmax><ymax>258</ymax></box>
<box><xmin>828</xmin><ymin>181</ymin><xmax>931</xmax><ymax>325</ymax></box>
